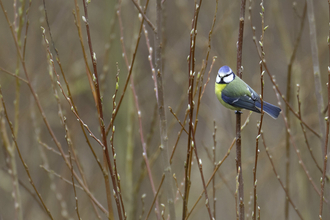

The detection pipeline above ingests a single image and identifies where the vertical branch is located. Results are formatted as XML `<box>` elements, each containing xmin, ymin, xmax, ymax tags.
<box><xmin>253</xmin><ymin>2</ymin><xmax>265</xmax><ymax>219</ymax></box>
<box><xmin>306</xmin><ymin>0</ymin><xmax>326</xmax><ymax>152</ymax></box>
<box><xmin>183</xmin><ymin>1</ymin><xmax>215</xmax><ymax>219</ymax></box>
<box><xmin>236</xmin><ymin>0</ymin><xmax>247</xmax><ymax>219</ymax></box>
<box><xmin>320</xmin><ymin>1</ymin><xmax>330</xmax><ymax>217</ymax></box>
<box><xmin>285</xmin><ymin>4</ymin><xmax>307</xmax><ymax>219</ymax></box>
<box><xmin>183</xmin><ymin>1</ymin><xmax>198</xmax><ymax>216</ymax></box>
<box><xmin>172</xmin><ymin>113</ymin><xmax>252</xmax><ymax>219</ymax></box>
<box><xmin>319</xmin><ymin>76</ymin><xmax>329</xmax><ymax>218</ymax></box>
<box><xmin>69</xmin><ymin>151</ymin><xmax>81</xmax><ymax>220</ymax></box>
<box><xmin>155</xmin><ymin>0</ymin><xmax>176</xmax><ymax>219</ymax></box>
<box><xmin>10</xmin><ymin>1</ymin><xmax>30</xmax><ymax>219</ymax></box>
<box><xmin>261</xmin><ymin>132</ymin><xmax>304</xmax><ymax>220</ymax></box>
<box><xmin>42</xmin><ymin>3</ymin><xmax>110</xmax><ymax>215</ymax></box>
<box><xmin>0</xmin><ymin>87</ymin><xmax>54</xmax><ymax>220</ymax></box>
<box><xmin>118</xmin><ymin>0</ymin><xmax>161</xmax><ymax>217</ymax></box>
<box><xmin>212</xmin><ymin>121</ymin><xmax>217</xmax><ymax>219</ymax></box>
<box><xmin>81</xmin><ymin>1</ymin><xmax>123</xmax><ymax>218</ymax></box>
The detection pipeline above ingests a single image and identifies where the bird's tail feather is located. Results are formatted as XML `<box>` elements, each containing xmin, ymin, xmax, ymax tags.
<box><xmin>255</xmin><ymin>101</ymin><xmax>281</xmax><ymax>119</ymax></box>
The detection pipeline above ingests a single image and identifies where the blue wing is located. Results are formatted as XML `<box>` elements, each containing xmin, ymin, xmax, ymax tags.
<box><xmin>255</xmin><ymin>101</ymin><xmax>281</xmax><ymax>119</ymax></box>
<box><xmin>221</xmin><ymin>92</ymin><xmax>261</xmax><ymax>113</ymax></box>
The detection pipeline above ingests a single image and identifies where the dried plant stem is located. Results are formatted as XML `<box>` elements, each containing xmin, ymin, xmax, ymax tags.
<box><xmin>69</xmin><ymin>151</ymin><xmax>81</xmax><ymax>220</ymax></box>
<box><xmin>262</xmin><ymin>61</ymin><xmax>320</xmax><ymax>138</ymax></box>
<box><xmin>106</xmin><ymin>0</ymin><xmax>150</xmax><ymax>137</ymax></box>
<box><xmin>169</xmin><ymin>107</ymin><xmax>188</xmax><ymax>135</ymax></box>
<box><xmin>188</xmin><ymin>137</ymin><xmax>236</xmax><ymax>219</ymax></box>
<box><xmin>126</xmin><ymin>91</ymin><xmax>135</xmax><ymax>220</ymax></box>
<box><xmin>2</xmin><ymin>3</ymin><xmax>108</xmax><ymax>216</ymax></box>
<box><xmin>0</xmin><ymin>67</ymin><xmax>28</xmax><ymax>83</ymax></box>
<box><xmin>81</xmin><ymin>1</ymin><xmax>123</xmax><ymax>218</ymax></box>
<box><xmin>72</xmin><ymin>0</ymin><xmax>95</xmax><ymax>100</ymax></box>
<box><xmin>117</xmin><ymin>0</ymin><xmax>160</xmax><ymax>217</ymax></box>
<box><xmin>145</xmin><ymin>174</ymin><xmax>165</xmax><ymax>220</ymax></box>
<box><xmin>40</xmin><ymin>166</ymin><xmax>83</xmax><ymax>190</ymax></box>
<box><xmin>319</xmin><ymin>79</ymin><xmax>329</xmax><ymax>218</ymax></box>
<box><xmin>0</xmin><ymin>87</ymin><xmax>54</xmax><ymax>219</ymax></box>
<box><xmin>236</xmin><ymin>0</ymin><xmax>247</xmax><ymax>219</ymax></box>
<box><xmin>170</xmin><ymin>108</ymin><xmax>189</xmax><ymax>164</ymax></box>
<box><xmin>202</xmin><ymin>144</ymin><xmax>235</xmax><ymax>197</ymax></box>
<box><xmin>187</xmin><ymin>113</ymin><xmax>252</xmax><ymax>218</ymax></box>
<box><xmin>183</xmin><ymin>1</ymin><xmax>214</xmax><ymax>219</ymax></box>
<box><xmin>133</xmin><ymin>82</ymin><xmax>161</xmax><ymax>219</ymax></box>
<box><xmin>45</xmin><ymin>0</ymin><xmax>107</xmax><ymax>217</ymax></box>
<box><xmin>320</xmin><ymin>3</ymin><xmax>330</xmax><ymax>217</ymax></box>
<box><xmin>131</xmin><ymin>0</ymin><xmax>156</xmax><ymax>33</ymax></box>
<box><xmin>284</xmin><ymin>4</ymin><xmax>307</xmax><ymax>219</ymax></box>
<box><xmin>306</xmin><ymin>0</ymin><xmax>326</xmax><ymax>152</ymax></box>
<box><xmin>47</xmin><ymin>57</ymin><xmax>83</xmax><ymax>219</ymax></box>
<box><xmin>142</xmin><ymin>22</ymin><xmax>158</xmax><ymax>101</ymax></box>
<box><xmin>155</xmin><ymin>0</ymin><xmax>176</xmax><ymax>219</ymax></box>
<box><xmin>212</xmin><ymin>121</ymin><xmax>217</xmax><ymax>219</ymax></box>
<box><xmin>11</xmin><ymin>1</ymin><xmax>30</xmax><ymax>219</ymax></box>
<box><xmin>1</xmin><ymin>106</ymin><xmax>22</xmax><ymax>220</ymax></box>
<box><xmin>274</xmin><ymin>88</ymin><xmax>327</xmax><ymax>202</ymax></box>
<box><xmin>261</xmin><ymin>133</ymin><xmax>304</xmax><ymax>220</ymax></box>
<box><xmin>296</xmin><ymin>86</ymin><xmax>324</xmax><ymax>173</ymax></box>
<box><xmin>40</xmin><ymin>22</ymin><xmax>105</xmax><ymax>218</ymax></box>
<box><xmin>191</xmin><ymin>131</ymin><xmax>213</xmax><ymax>219</ymax></box>
<box><xmin>253</xmin><ymin>2</ymin><xmax>266</xmax><ymax>219</ymax></box>
<box><xmin>250</xmin><ymin>13</ymin><xmax>320</xmax><ymax>139</ymax></box>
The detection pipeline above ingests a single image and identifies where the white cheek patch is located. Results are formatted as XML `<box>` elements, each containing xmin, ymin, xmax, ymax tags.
<box><xmin>223</xmin><ymin>73</ymin><xmax>234</xmax><ymax>83</ymax></box>
<box><xmin>216</xmin><ymin>74</ymin><xmax>221</xmax><ymax>84</ymax></box>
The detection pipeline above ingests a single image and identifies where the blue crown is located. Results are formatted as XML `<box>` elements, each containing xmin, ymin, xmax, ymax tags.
<box><xmin>218</xmin><ymin>65</ymin><xmax>232</xmax><ymax>74</ymax></box>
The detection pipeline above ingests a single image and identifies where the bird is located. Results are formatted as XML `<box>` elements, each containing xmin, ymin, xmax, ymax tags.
<box><xmin>215</xmin><ymin>65</ymin><xmax>281</xmax><ymax>119</ymax></box>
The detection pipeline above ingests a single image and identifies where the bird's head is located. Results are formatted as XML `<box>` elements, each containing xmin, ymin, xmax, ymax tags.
<box><xmin>216</xmin><ymin>65</ymin><xmax>235</xmax><ymax>84</ymax></box>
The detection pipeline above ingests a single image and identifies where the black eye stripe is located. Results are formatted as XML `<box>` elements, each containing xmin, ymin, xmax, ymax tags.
<box><xmin>220</xmin><ymin>73</ymin><xmax>232</xmax><ymax>79</ymax></box>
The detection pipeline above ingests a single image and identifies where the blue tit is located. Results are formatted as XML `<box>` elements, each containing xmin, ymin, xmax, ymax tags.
<box><xmin>215</xmin><ymin>65</ymin><xmax>281</xmax><ymax>119</ymax></box>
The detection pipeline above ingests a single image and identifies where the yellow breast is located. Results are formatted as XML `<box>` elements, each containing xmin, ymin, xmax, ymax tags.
<box><xmin>215</xmin><ymin>82</ymin><xmax>241</xmax><ymax>110</ymax></box>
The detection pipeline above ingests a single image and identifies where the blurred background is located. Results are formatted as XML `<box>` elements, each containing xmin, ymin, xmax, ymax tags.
<box><xmin>0</xmin><ymin>0</ymin><xmax>329</xmax><ymax>219</ymax></box>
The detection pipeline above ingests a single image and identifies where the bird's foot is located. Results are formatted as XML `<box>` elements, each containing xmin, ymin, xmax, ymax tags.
<box><xmin>235</xmin><ymin>110</ymin><xmax>242</xmax><ymax>115</ymax></box>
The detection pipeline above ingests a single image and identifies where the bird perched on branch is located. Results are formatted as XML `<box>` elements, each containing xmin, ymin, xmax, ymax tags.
<box><xmin>215</xmin><ymin>65</ymin><xmax>281</xmax><ymax>119</ymax></box>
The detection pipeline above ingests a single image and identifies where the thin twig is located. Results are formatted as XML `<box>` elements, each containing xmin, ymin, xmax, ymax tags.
<box><xmin>42</xmin><ymin>3</ymin><xmax>103</xmax><ymax>216</ymax></box>
<box><xmin>155</xmin><ymin>0</ymin><xmax>176</xmax><ymax>219</ymax></box>
<box><xmin>284</xmin><ymin>4</ymin><xmax>307</xmax><ymax>218</ymax></box>
<box><xmin>250</xmin><ymin>12</ymin><xmax>321</xmax><ymax>139</ymax></box>
<box><xmin>69</xmin><ymin>151</ymin><xmax>81</xmax><ymax>220</ymax></box>
<box><xmin>212</xmin><ymin>121</ymin><xmax>217</xmax><ymax>219</ymax></box>
<box><xmin>168</xmin><ymin>107</ymin><xmax>188</xmax><ymax>135</ymax></box>
<box><xmin>319</xmin><ymin>79</ymin><xmax>329</xmax><ymax>218</ymax></box>
<box><xmin>170</xmin><ymin>108</ymin><xmax>189</xmax><ymax>164</ymax></box>
<box><xmin>145</xmin><ymin>174</ymin><xmax>165</xmax><ymax>220</ymax></box>
<box><xmin>319</xmin><ymin>2</ymin><xmax>330</xmax><ymax>216</ymax></box>
<box><xmin>261</xmin><ymin>132</ymin><xmax>304</xmax><ymax>220</ymax></box>
<box><xmin>296</xmin><ymin>85</ymin><xmax>323</xmax><ymax>174</ymax></box>
<box><xmin>306</xmin><ymin>0</ymin><xmax>325</xmax><ymax>153</ymax></box>
<box><xmin>131</xmin><ymin>0</ymin><xmax>157</xmax><ymax>33</ymax></box>
<box><xmin>2</xmin><ymin>1</ymin><xmax>108</xmax><ymax>214</ymax></box>
<box><xmin>40</xmin><ymin>165</ymin><xmax>83</xmax><ymax>191</ymax></box>
<box><xmin>253</xmin><ymin>2</ymin><xmax>266</xmax><ymax>219</ymax></box>
<box><xmin>187</xmin><ymin>112</ymin><xmax>252</xmax><ymax>218</ymax></box>
<box><xmin>117</xmin><ymin>0</ymin><xmax>161</xmax><ymax>217</ymax></box>
<box><xmin>0</xmin><ymin>87</ymin><xmax>54</xmax><ymax>219</ymax></box>
<box><xmin>81</xmin><ymin>0</ymin><xmax>123</xmax><ymax>217</ymax></box>
<box><xmin>105</xmin><ymin>0</ymin><xmax>151</xmax><ymax>137</ymax></box>
<box><xmin>0</xmin><ymin>66</ymin><xmax>28</xmax><ymax>83</ymax></box>
<box><xmin>273</xmin><ymin>86</ymin><xmax>327</xmax><ymax>202</ymax></box>
<box><xmin>236</xmin><ymin>0</ymin><xmax>247</xmax><ymax>219</ymax></box>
